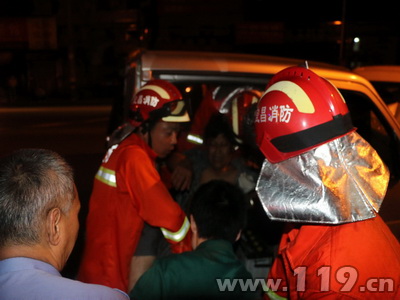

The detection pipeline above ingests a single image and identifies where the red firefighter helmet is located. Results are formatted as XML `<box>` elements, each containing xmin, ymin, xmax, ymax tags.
<box><xmin>255</xmin><ymin>66</ymin><xmax>354</xmax><ymax>163</ymax></box>
<box><xmin>217</xmin><ymin>87</ymin><xmax>261</xmax><ymax>143</ymax></box>
<box><xmin>129</xmin><ymin>79</ymin><xmax>189</xmax><ymax>127</ymax></box>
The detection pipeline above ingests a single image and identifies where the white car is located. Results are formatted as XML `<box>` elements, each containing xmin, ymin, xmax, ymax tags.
<box><xmin>112</xmin><ymin>50</ymin><xmax>400</xmax><ymax>244</ymax></box>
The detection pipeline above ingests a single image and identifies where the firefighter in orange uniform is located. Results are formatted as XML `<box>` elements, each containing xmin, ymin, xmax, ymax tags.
<box><xmin>78</xmin><ymin>80</ymin><xmax>192</xmax><ymax>292</ymax></box>
<box><xmin>254</xmin><ymin>66</ymin><xmax>400</xmax><ymax>299</ymax></box>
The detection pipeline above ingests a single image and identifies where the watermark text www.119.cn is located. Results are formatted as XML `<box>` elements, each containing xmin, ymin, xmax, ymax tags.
<box><xmin>217</xmin><ymin>266</ymin><xmax>395</xmax><ymax>293</ymax></box>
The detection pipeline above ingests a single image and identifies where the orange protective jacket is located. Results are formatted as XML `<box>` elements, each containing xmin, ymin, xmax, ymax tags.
<box><xmin>78</xmin><ymin>134</ymin><xmax>192</xmax><ymax>292</ymax></box>
<box><xmin>265</xmin><ymin>215</ymin><xmax>400</xmax><ymax>299</ymax></box>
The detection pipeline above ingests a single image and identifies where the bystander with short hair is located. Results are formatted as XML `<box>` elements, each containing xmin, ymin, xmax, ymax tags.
<box><xmin>130</xmin><ymin>180</ymin><xmax>257</xmax><ymax>300</ymax></box>
<box><xmin>0</xmin><ymin>148</ymin><xmax>128</xmax><ymax>300</ymax></box>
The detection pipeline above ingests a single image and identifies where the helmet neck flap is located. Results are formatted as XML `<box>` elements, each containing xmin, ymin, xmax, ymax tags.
<box><xmin>256</xmin><ymin>132</ymin><xmax>389</xmax><ymax>224</ymax></box>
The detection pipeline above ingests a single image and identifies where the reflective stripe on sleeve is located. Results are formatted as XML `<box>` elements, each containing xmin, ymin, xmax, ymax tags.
<box><xmin>161</xmin><ymin>216</ymin><xmax>190</xmax><ymax>242</ymax></box>
<box><xmin>266</xmin><ymin>290</ymin><xmax>287</xmax><ymax>300</ymax></box>
<box><xmin>95</xmin><ymin>166</ymin><xmax>117</xmax><ymax>187</ymax></box>
<box><xmin>186</xmin><ymin>134</ymin><xmax>203</xmax><ymax>145</ymax></box>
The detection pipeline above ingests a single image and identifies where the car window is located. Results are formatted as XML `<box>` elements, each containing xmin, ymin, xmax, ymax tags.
<box><xmin>369</xmin><ymin>81</ymin><xmax>400</xmax><ymax>124</ymax></box>
<box><xmin>173</xmin><ymin>82</ymin><xmax>266</xmax><ymax>118</ymax></box>
<box><xmin>176</xmin><ymin>84</ymin><xmax>400</xmax><ymax>182</ymax></box>
<box><xmin>342</xmin><ymin>89</ymin><xmax>399</xmax><ymax>183</ymax></box>
<box><xmin>170</xmin><ymin>83</ymin><xmax>399</xmax><ymax>177</ymax></box>
<box><xmin>371</xmin><ymin>81</ymin><xmax>400</xmax><ymax>105</ymax></box>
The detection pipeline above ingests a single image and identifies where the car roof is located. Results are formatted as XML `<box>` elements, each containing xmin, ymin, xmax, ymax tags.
<box><xmin>133</xmin><ymin>50</ymin><xmax>372</xmax><ymax>87</ymax></box>
<box><xmin>353</xmin><ymin>65</ymin><xmax>400</xmax><ymax>82</ymax></box>
<box><xmin>129</xmin><ymin>50</ymin><xmax>399</xmax><ymax>135</ymax></box>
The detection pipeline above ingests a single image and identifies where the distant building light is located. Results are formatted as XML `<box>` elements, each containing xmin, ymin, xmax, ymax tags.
<box><xmin>353</xmin><ymin>37</ymin><xmax>360</xmax><ymax>52</ymax></box>
<box><xmin>331</xmin><ymin>20</ymin><xmax>342</xmax><ymax>26</ymax></box>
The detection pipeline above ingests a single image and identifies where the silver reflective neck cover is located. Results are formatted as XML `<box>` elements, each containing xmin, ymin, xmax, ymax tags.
<box><xmin>256</xmin><ymin>132</ymin><xmax>389</xmax><ymax>224</ymax></box>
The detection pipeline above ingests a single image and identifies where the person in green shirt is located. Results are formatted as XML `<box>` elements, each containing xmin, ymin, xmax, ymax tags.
<box><xmin>130</xmin><ymin>180</ymin><xmax>258</xmax><ymax>300</ymax></box>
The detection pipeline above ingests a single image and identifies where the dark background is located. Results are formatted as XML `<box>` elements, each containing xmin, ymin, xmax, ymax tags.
<box><xmin>0</xmin><ymin>0</ymin><xmax>399</xmax><ymax>105</ymax></box>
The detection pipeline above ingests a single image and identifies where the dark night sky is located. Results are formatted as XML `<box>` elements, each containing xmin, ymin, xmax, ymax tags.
<box><xmin>246</xmin><ymin>0</ymin><xmax>398</xmax><ymax>24</ymax></box>
<box><xmin>0</xmin><ymin>0</ymin><xmax>397</xmax><ymax>27</ymax></box>
<box><xmin>0</xmin><ymin>0</ymin><xmax>396</xmax><ymax>22</ymax></box>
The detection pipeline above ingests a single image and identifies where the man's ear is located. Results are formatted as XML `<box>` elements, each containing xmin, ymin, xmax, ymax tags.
<box><xmin>235</xmin><ymin>230</ymin><xmax>242</xmax><ymax>242</ymax></box>
<box><xmin>140</xmin><ymin>129</ymin><xmax>149</xmax><ymax>143</ymax></box>
<box><xmin>46</xmin><ymin>208</ymin><xmax>62</xmax><ymax>246</ymax></box>
<box><xmin>190</xmin><ymin>215</ymin><xmax>197</xmax><ymax>234</ymax></box>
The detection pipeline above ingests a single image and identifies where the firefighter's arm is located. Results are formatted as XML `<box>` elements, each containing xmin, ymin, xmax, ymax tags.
<box><xmin>143</xmin><ymin>180</ymin><xmax>192</xmax><ymax>253</ymax></box>
<box><xmin>165</xmin><ymin>150</ymin><xmax>193</xmax><ymax>191</ymax></box>
<box><xmin>122</xmin><ymin>148</ymin><xmax>192</xmax><ymax>253</ymax></box>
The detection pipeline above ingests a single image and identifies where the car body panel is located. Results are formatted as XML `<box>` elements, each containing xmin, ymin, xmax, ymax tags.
<box><xmin>353</xmin><ymin>65</ymin><xmax>400</xmax><ymax>82</ymax></box>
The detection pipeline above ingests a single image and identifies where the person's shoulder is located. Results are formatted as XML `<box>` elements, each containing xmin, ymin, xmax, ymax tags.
<box><xmin>156</xmin><ymin>251</ymin><xmax>194</xmax><ymax>263</ymax></box>
<box><xmin>0</xmin><ymin>265</ymin><xmax>129</xmax><ymax>300</ymax></box>
<box><xmin>299</xmin><ymin>219</ymin><xmax>400</xmax><ymax>263</ymax></box>
<box><xmin>118</xmin><ymin>134</ymin><xmax>146</xmax><ymax>152</ymax></box>
<box><xmin>326</xmin><ymin>215</ymin><xmax>395</xmax><ymax>241</ymax></box>
<box><xmin>59</xmin><ymin>277</ymin><xmax>129</xmax><ymax>299</ymax></box>
<box><xmin>104</xmin><ymin>134</ymin><xmax>147</xmax><ymax>161</ymax></box>
<box><xmin>153</xmin><ymin>251</ymin><xmax>200</xmax><ymax>271</ymax></box>
<box><xmin>116</xmin><ymin>136</ymin><xmax>153</xmax><ymax>163</ymax></box>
